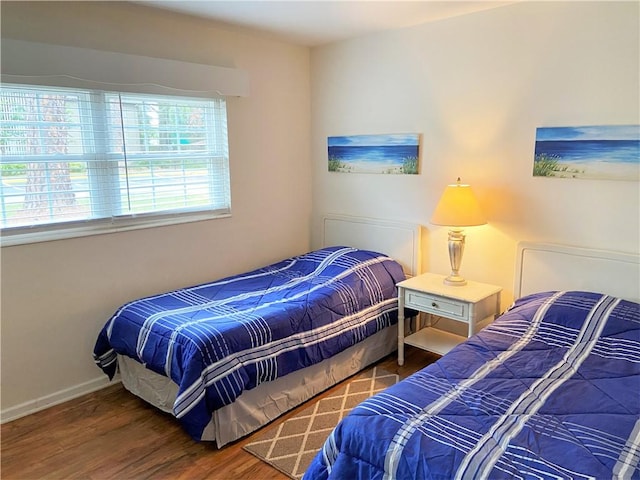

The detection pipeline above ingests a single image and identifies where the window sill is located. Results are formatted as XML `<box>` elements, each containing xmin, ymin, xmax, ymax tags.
<box><xmin>1</xmin><ymin>210</ymin><xmax>231</xmax><ymax>247</ymax></box>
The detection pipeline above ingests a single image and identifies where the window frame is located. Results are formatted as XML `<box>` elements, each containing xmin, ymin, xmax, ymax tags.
<box><xmin>0</xmin><ymin>84</ymin><xmax>232</xmax><ymax>247</ymax></box>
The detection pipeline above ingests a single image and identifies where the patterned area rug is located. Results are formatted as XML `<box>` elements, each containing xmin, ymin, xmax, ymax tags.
<box><xmin>243</xmin><ymin>366</ymin><xmax>399</xmax><ymax>479</ymax></box>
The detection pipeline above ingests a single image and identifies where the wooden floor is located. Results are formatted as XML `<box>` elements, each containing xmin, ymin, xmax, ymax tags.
<box><xmin>1</xmin><ymin>347</ymin><xmax>438</xmax><ymax>480</ymax></box>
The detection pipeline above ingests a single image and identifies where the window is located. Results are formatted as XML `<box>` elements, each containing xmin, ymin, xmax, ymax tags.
<box><xmin>0</xmin><ymin>84</ymin><xmax>231</xmax><ymax>244</ymax></box>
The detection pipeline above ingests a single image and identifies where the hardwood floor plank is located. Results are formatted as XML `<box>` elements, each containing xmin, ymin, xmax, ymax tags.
<box><xmin>1</xmin><ymin>347</ymin><xmax>437</xmax><ymax>479</ymax></box>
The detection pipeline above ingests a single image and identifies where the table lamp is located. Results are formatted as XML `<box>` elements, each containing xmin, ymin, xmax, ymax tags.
<box><xmin>431</xmin><ymin>178</ymin><xmax>486</xmax><ymax>286</ymax></box>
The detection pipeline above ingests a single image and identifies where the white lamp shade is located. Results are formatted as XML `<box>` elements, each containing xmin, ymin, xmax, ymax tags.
<box><xmin>431</xmin><ymin>182</ymin><xmax>486</xmax><ymax>227</ymax></box>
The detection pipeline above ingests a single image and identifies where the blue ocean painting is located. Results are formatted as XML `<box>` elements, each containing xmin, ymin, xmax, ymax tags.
<box><xmin>328</xmin><ymin>133</ymin><xmax>420</xmax><ymax>174</ymax></box>
<box><xmin>533</xmin><ymin>125</ymin><xmax>639</xmax><ymax>180</ymax></box>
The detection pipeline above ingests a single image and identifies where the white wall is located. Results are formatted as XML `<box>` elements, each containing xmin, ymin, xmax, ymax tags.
<box><xmin>311</xmin><ymin>1</ymin><xmax>639</xmax><ymax>306</ymax></box>
<box><xmin>0</xmin><ymin>2</ymin><xmax>311</xmax><ymax>418</ymax></box>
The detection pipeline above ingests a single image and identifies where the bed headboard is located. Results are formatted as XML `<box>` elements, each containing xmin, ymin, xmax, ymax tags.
<box><xmin>515</xmin><ymin>242</ymin><xmax>640</xmax><ymax>302</ymax></box>
<box><xmin>322</xmin><ymin>214</ymin><xmax>421</xmax><ymax>277</ymax></box>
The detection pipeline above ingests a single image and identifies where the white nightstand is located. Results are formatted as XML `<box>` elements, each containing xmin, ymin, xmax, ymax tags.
<box><xmin>397</xmin><ymin>272</ymin><xmax>502</xmax><ymax>365</ymax></box>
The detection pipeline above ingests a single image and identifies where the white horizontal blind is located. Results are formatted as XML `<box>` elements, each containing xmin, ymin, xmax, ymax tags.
<box><xmin>0</xmin><ymin>84</ymin><xmax>230</xmax><ymax>238</ymax></box>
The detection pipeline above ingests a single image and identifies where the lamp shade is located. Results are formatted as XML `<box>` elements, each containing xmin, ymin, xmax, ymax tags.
<box><xmin>431</xmin><ymin>181</ymin><xmax>486</xmax><ymax>227</ymax></box>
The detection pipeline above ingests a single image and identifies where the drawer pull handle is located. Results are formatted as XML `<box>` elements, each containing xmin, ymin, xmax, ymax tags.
<box><xmin>431</xmin><ymin>302</ymin><xmax>438</xmax><ymax>308</ymax></box>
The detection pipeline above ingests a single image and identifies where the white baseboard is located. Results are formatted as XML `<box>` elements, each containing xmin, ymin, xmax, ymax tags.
<box><xmin>1</xmin><ymin>375</ymin><xmax>121</xmax><ymax>424</ymax></box>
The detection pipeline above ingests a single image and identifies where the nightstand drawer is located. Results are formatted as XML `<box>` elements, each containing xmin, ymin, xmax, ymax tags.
<box><xmin>405</xmin><ymin>291</ymin><xmax>466</xmax><ymax>319</ymax></box>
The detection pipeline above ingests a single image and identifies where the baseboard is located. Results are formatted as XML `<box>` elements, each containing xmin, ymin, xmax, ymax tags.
<box><xmin>0</xmin><ymin>375</ymin><xmax>121</xmax><ymax>424</ymax></box>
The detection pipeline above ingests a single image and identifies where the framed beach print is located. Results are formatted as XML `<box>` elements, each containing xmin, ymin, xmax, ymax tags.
<box><xmin>327</xmin><ymin>133</ymin><xmax>420</xmax><ymax>174</ymax></box>
<box><xmin>533</xmin><ymin>125</ymin><xmax>639</xmax><ymax>181</ymax></box>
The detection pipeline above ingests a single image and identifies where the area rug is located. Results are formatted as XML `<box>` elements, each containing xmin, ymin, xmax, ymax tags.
<box><xmin>243</xmin><ymin>366</ymin><xmax>399</xmax><ymax>479</ymax></box>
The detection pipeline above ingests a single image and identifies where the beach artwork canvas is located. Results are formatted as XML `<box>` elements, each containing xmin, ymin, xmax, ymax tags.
<box><xmin>533</xmin><ymin>125</ymin><xmax>639</xmax><ymax>181</ymax></box>
<box><xmin>327</xmin><ymin>133</ymin><xmax>420</xmax><ymax>174</ymax></box>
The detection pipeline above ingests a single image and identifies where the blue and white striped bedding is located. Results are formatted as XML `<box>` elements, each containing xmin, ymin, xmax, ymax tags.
<box><xmin>93</xmin><ymin>246</ymin><xmax>406</xmax><ymax>441</ymax></box>
<box><xmin>305</xmin><ymin>290</ymin><xmax>640</xmax><ymax>479</ymax></box>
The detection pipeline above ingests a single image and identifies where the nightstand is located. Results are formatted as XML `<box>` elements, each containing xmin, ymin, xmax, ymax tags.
<box><xmin>397</xmin><ymin>272</ymin><xmax>502</xmax><ymax>365</ymax></box>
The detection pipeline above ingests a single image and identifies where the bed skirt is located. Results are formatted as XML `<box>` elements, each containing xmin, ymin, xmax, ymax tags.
<box><xmin>118</xmin><ymin>324</ymin><xmax>398</xmax><ymax>447</ymax></box>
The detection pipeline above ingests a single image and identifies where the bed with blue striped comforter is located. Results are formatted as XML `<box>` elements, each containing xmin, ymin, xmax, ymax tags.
<box><xmin>93</xmin><ymin>247</ymin><xmax>405</xmax><ymax>441</ymax></box>
<box><xmin>305</xmin><ymin>290</ymin><xmax>640</xmax><ymax>479</ymax></box>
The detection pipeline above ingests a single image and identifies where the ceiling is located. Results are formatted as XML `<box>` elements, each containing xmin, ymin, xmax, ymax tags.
<box><xmin>134</xmin><ymin>1</ymin><xmax>516</xmax><ymax>47</ymax></box>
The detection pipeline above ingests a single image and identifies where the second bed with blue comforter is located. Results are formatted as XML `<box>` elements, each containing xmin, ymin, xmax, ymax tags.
<box><xmin>305</xmin><ymin>290</ymin><xmax>640</xmax><ymax>479</ymax></box>
<box><xmin>94</xmin><ymin>246</ymin><xmax>406</xmax><ymax>441</ymax></box>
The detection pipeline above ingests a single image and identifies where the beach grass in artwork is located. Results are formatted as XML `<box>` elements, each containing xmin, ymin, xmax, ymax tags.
<box><xmin>533</xmin><ymin>125</ymin><xmax>639</xmax><ymax>180</ymax></box>
<box><xmin>327</xmin><ymin>133</ymin><xmax>420</xmax><ymax>174</ymax></box>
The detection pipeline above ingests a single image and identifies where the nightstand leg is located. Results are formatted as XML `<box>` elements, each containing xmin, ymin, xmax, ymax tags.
<box><xmin>398</xmin><ymin>287</ymin><xmax>405</xmax><ymax>366</ymax></box>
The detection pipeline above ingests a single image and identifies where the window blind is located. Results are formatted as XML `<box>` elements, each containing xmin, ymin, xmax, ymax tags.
<box><xmin>0</xmin><ymin>84</ymin><xmax>231</xmax><ymax>242</ymax></box>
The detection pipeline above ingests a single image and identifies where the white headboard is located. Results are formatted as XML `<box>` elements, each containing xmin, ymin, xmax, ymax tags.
<box><xmin>322</xmin><ymin>214</ymin><xmax>421</xmax><ymax>277</ymax></box>
<box><xmin>515</xmin><ymin>242</ymin><xmax>640</xmax><ymax>302</ymax></box>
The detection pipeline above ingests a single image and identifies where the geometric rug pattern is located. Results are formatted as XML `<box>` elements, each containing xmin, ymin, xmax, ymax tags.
<box><xmin>243</xmin><ymin>367</ymin><xmax>399</xmax><ymax>479</ymax></box>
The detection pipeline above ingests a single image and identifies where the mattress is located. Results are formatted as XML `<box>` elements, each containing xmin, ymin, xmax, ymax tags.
<box><xmin>305</xmin><ymin>290</ymin><xmax>640</xmax><ymax>479</ymax></box>
<box><xmin>94</xmin><ymin>246</ymin><xmax>406</xmax><ymax>440</ymax></box>
<box><xmin>119</xmin><ymin>324</ymin><xmax>397</xmax><ymax>446</ymax></box>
